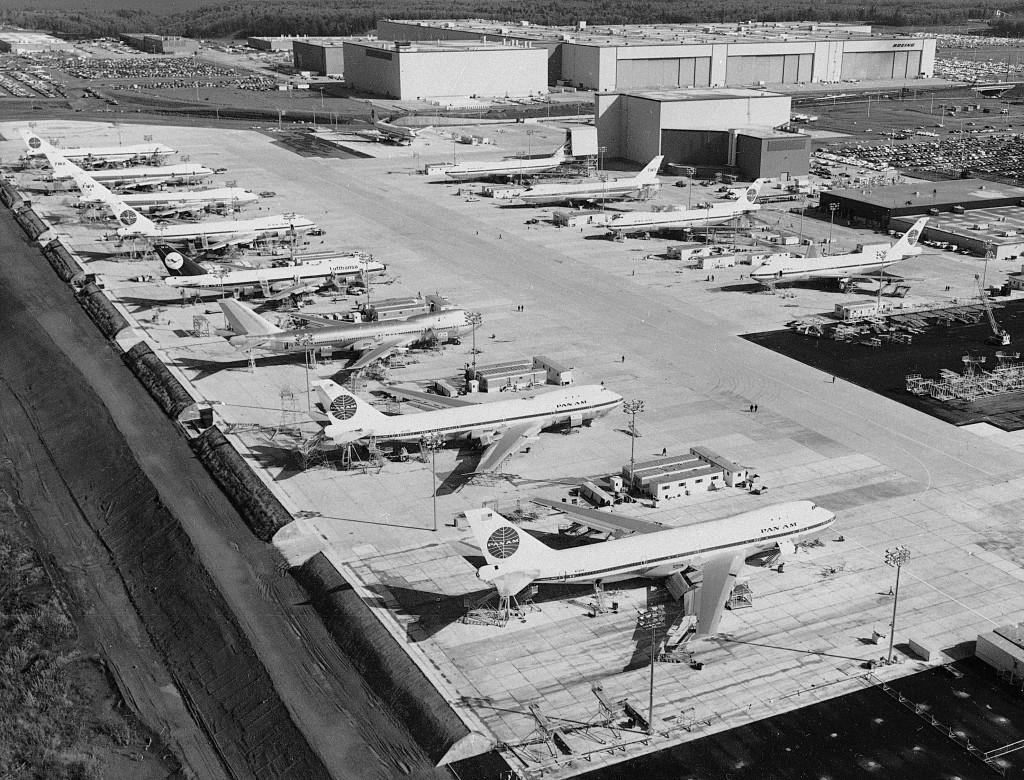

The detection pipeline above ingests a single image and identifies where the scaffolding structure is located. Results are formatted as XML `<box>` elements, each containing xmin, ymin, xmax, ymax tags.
<box><xmin>907</xmin><ymin>353</ymin><xmax>1024</xmax><ymax>403</ymax></box>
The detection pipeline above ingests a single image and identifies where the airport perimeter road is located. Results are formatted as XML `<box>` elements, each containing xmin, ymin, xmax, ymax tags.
<box><xmin>0</xmin><ymin>211</ymin><xmax>445</xmax><ymax>780</ymax></box>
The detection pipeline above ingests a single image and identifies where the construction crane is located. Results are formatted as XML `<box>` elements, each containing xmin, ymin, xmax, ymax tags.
<box><xmin>976</xmin><ymin>273</ymin><xmax>1011</xmax><ymax>346</ymax></box>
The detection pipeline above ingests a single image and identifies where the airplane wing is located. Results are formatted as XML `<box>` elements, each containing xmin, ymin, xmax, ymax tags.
<box><xmin>122</xmin><ymin>178</ymin><xmax>171</xmax><ymax>190</ymax></box>
<box><xmin>532</xmin><ymin>499</ymin><xmax>663</xmax><ymax>537</ymax></box>
<box><xmin>476</xmin><ymin>421</ymin><xmax>544</xmax><ymax>473</ymax></box>
<box><xmin>287</xmin><ymin>311</ymin><xmax>345</xmax><ymax>327</ymax></box>
<box><xmin>347</xmin><ymin>336</ymin><xmax>417</xmax><ymax>371</ymax></box>
<box><xmin>386</xmin><ymin>384</ymin><xmax>477</xmax><ymax>409</ymax></box>
<box><xmin>264</xmin><ymin>281</ymin><xmax>321</xmax><ymax>301</ymax></box>
<box><xmin>692</xmin><ymin>552</ymin><xmax>744</xmax><ymax>637</ymax></box>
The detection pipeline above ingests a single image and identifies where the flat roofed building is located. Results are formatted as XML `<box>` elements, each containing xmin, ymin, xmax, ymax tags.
<box><xmin>119</xmin><ymin>34</ymin><xmax>199</xmax><ymax>54</ymax></box>
<box><xmin>891</xmin><ymin>206</ymin><xmax>1024</xmax><ymax>260</ymax></box>
<box><xmin>248</xmin><ymin>36</ymin><xmax>315</xmax><ymax>52</ymax></box>
<box><xmin>293</xmin><ymin>37</ymin><xmax>365</xmax><ymax>76</ymax></box>
<box><xmin>378</xmin><ymin>19</ymin><xmax>935</xmax><ymax>91</ymax></box>
<box><xmin>623</xmin><ymin>453</ymin><xmax>724</xmax><ymax>501</ymax></box>
<box><xmin>597</xmin><ymin>88</ymin><xmax>808</xmax><ymax>177</ymax></box>
<box><xmin>0</xmin><ymin>31</ymin><xmax>74</xmax><ymax>53</ymax></box>
<box><xmin>343</xmin><ymin>39</ymin><xmax>548</xmax><ymax>100</ymax></box>
<box><xmin>822</xmin><ymin>179</ymin><xmax>1024</xmax><ymax>226</ymax></box>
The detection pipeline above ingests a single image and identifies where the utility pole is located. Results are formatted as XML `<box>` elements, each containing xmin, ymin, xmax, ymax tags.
<box><xmin>623</xmin><ymin>399</ymin><xmax>645</xmax><ymax>495</ymax></box>
<box><xmin>636</xmin><ymin>604</ymin><xmax>664</xmax><ymax>734</ymax></box>
<box><xmin>828</xmin><ymin>202</ymin><xmax>839</xmax><ymax>249</ymax></box>
<box><xmin>420</xmin><ymin>434</ymin><xmax>444</xmax><ymax>532</ymax></box>
<box><xmin>884</xmin><ymin>546</ymin><xmax>910</xmax><ymax>665</ymax></box>
<box><xmin>467</xmin><ymin>311</ymin><xmax>483</xmax><ymax>369</ymax></box>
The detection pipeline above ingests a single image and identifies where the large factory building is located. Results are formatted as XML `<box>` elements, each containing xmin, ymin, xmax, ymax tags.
<box><xmin>343</xmin><ymin>40</ymin><xmax>548</xmax><ymax>100</ymax></box>
<box><xmin>292</xmin><ymin>38</ymin><xmax>358</xmax><ymax>76</ymax></box>
<box><xmin>820</xmin><ymin>180</ymin><xmax>1024</xmax><ymax>226</ymax></box>
<box><xmin>0</xmin><ymin>31</ymin><xmax>73</xmax><ymax>53</ymax></box>
<box><xmin>377</xmin><ymin>20</ymin><xmax>935</xmax><ymax>91</ymax></box>
<box><xmin>597</xmin><ymin>88</ymin><xmax>810</xmax><ymax>179</ymax></box>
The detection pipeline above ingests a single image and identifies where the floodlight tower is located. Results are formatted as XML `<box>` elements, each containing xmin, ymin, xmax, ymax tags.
<box><xmin>636</xmin><ymin>604</ymin><xmax>665</xmax><ymax>734</ymax></box>
<box><xmin>623</xmin><ymin>399</ymin><xmax>645</xmax><ymax>495</ymax></box>
<box><xmin>884</xmin><ymin>545</ymin><xmax>910</xmax><ymax>665</ymax></box>
<box><xmin>420</xmin><ymin>433</ymin><xmax>444</xmax><ymax>532</ymax></box>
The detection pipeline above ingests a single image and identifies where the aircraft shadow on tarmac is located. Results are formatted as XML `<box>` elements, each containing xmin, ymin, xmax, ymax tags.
<box><xmin>173</xmin><ymin>352</ymin><xmax>304</xmax><ymax>382</ymax></box>
<box><xmin>247</xmin><ymin>442</ymin><xmax>319</xmax><ymax>482</ymax></box>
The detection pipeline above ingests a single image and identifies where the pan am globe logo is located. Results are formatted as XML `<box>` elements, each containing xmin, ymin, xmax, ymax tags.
<box><xmin>486</xmin><ymin>526</ymin><xmax>520</xmax><ymax>559</ymax></box>
<box><xmin>906</xmin><ymin>228</ymin><xmax>920</xmax><ymax>245</ymax></box>
<box><xmin>163</xmin><ymin>251</ymin><xmax>184</xmax><ymax>270</ymax></box>
<box><xmin>28</xmin><ymin>136</ymin><xmax>42</xmax><ymax>149</ymax></box>
<box><xmin>746</xmin><ymin>187</ymin><xmax>757</xmax><ymax>201</ymax></box>
<box><xmin>329</xmin><ymin>394</ymin><xmax>358</xmax><ymax>420</ymax></box>
<box><xmin>119</xmin><ymin>210</ymin><xmax>137</xmax><ymax>226</ymax></box>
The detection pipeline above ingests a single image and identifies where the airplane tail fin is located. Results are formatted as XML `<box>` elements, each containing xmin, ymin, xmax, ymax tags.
<box><xmin>315</xmin><ymin>381</ymin><xmax>388</xmax><ymax>442</ymax></box>
<box><xmin>109</xmin><ymin>199</ymin><xmax>156</xmax><ymax>234</ymax></box>
<box><xmin>153</xmin><ymin>244</ymin><xmax>208</xmax><ymax>277</ymax></box>
<box><xmin>885</xmin><ymin>216</ymin><xmax>929</xmax><ymax>261</ymax></box>
<box><xmin>43</xmin><ymin>150</ymin><xmax>79</xmax><ymax>181</ymax></box>
<box><xmin>465</xmin><ymin>508</ymin><xmax>554</xmax><ymax>566</ymax></box>
<box><xmin>740</xmin><ymin>179</ymin><xmax>765</xmax><ymax>207</ymax></box>
<box><xmin>218</xmin><ymin>298</ymin><xmax>282</xmax><ymax>337</ymax></box>
<box><xmin>635</xmin><ymin>156</ymin><xmax>664</xmax><ymax>183</ymax></box>
<box><xmin>21</xmin><ymin>128</ymin><xmax>51</xmax><ymax>155</ymax></box>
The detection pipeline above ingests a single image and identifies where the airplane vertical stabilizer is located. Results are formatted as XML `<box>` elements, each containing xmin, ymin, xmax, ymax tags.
<box><xmin>636</xmin><ymin>156</ymin><xmax>665</xmax><ymax>183</ymax></box>
<box><xmin>316</xmin><ymin>381</ymin><xmax>389</xmax><ymax>435</ymax></box>
<box><xmin>109</xmin><ymin>199</ymin><xmax>157</xmax><ymax>234</ymax></box>
<box><xmin>153</xmin><ymin>244</ymin><xmax>209</xmax><ymax>277</ymax></box>
<box><xmin>740</xmin><ymin>179</ymin><xmax>765</xmax><ymax>207</ymax></box>
<box><xmin>465</xmin><ymin>508</ymin><xmax>554</xmax><ymax>566</ymax></box>
<box><xmin>21</xmin><ymin>129</ymin><xmax>51</xmax><ymax>155</ymax></box>
<box><xmin>884</xmin><ymin>216</ymin><xmax>929</xmax><ymax>262</ymax></box>
<box><xmin>218</xmin><ymin>298</ymin><xmax>282</xmax><ymax>337</ymax></box>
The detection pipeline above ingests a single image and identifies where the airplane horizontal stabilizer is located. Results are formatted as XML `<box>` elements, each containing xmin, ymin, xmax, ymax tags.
<box><xmin>476</xmin><ymin>421</ymin><xmax>543</xmax><ymax>473</ymax></box>
<box><xmin>532</xmin><ymin>498</ymin><xmax>662</xmax><ymax>536</ymax></box>
<box><xmin>694</xmin><ymin>552</ymin><xmax>744</xmax><ymax>636</ymax></box>
<box><xmin>347</xmin><ymin>336</ymin><xmax>417</xmax><ymax>371</ymax></box>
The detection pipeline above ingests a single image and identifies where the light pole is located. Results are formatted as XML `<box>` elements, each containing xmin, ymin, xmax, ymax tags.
<box><xmin>828</xmin><ymin>202</ymin><xmax>839</xmax><ymax>248</ymax></box>
<box><xmin>636</xmin><ymin>604</ymin><xmax>664</xmax><ymax>734</ymax></box>
<box><xmin>623</xmin><ymin>399</ymin><xmax>645</xmax><ymax>496</ymax></box>
<box><xmin>318</xmin><ymin>87</ymin><xmax>324</xmax><ymax>108</ymax></box>
<box><xmin>598</xmin><ymin>145</ymin><xmax>607</xmax><ymax>174</ymax></box>
<box><xmin>884</xmin><ymin>545</ymin><xmax>910</xmax><ymax>665</ymax></box>
<box><xmin>467</xmin><ymin>311</ymin><xmax>483</xmax><ymax>369</ymax></box>
<box><xmin>420</xmin><ymin>433</ymin><xmax>444</xmax><ymax>532</ymax></box>
<box><xmin>526</xmin><ymin>128</ymin><xmax>535</xmax><ymax>159</ymax></box>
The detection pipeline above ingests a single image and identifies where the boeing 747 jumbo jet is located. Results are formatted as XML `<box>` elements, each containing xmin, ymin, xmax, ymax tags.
<box><xmin>59</xmin><ymin>156</ymin><xmax>258</xmax><ymax>217</ymax></box>
<box><xmin>467</xmin><ymin>500</ymin><xmax>836</xmax><ymax>635</ymax></box>
<box><xmin>750</xmin><ymin>217</ymin><xmax>928</xmax><ymax>288</ymax></box>
<box><xmin>605</xmin><ymin>180</ymin><xmax>765</xmax><ymax>237</ymax></box>
<box><xmin>356</xmin><ymin>112</ymin><xmax>430</xmax><ymax>145</ymax></box>
<box><xmin>489</xmin><ymin>156</ymin><xmax>664</xmax><ymax>205</ymax></box>
<box><xmin>100</xmin><ymin>193</ymin><xmax>316</xmax><ymax>251</ymax></box>
<box><xmin>220</xmin><ymin>299</ymin><xmax>480</xmax><ymax>369</ymax></box>
<box><xmin>314</xmin><ymin>380</ymin><xmax>622</xmax><ymax>473</ymax></box>
<box><xmin>23</xmin><ymin>128</ymin><xmax>175</xmax><ymax>165</ymax></box>
<box><xmin>43</xmin><ymin>149</ymin><xmax>213</xmax><ymax>188</ymax></box>
<box><xmin>155</xmin><ymin>244</ymin><xmax>385</xmax><ymax>299</ymax></box>
<box><xmin>442</xmin><ymin>145</ymin><xmax>568</xmax><ymax>181</ymax></box>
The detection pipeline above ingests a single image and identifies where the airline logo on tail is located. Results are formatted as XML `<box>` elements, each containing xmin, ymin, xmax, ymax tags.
<box><xmin>28</xmin><ymin>135</ymin><xmax>42</xmax><ymax>150</ymax></box>
<box><xmin>330</xmin><ymin>394</ymin><xmax>358</xmax><ymax>420</ymax></box>
<box><xmin>162</xmin><ymin>250</ymin><xmax>185</xmax><ymax>270</ymax></box>
<box><xmin>884</xmin><ymin>216</ymin><xmax>929</xmax><ymax>262</ymax></box>
<box><xmin>487</xmin><ymin>526</ymin><xmax>520</xmax><ymax>559</ymax></box>
<box><xmin>119</xmin><ymin>209</ymin><xmax>138</xmax><ymax>226</ymax></box>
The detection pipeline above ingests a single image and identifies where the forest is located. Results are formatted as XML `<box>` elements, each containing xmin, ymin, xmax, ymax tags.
<box><xmin>0</xmin><ymin>0</ymin><xmax>1005</xmax><ymax>41</ymax></box>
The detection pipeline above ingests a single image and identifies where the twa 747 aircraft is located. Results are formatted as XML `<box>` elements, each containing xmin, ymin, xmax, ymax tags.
<box><xmin>468</xmin><ymin>500</ymin><xmax>836</xmax><ymax>635</ymax></box>
<box><xmin>750</xmin><ymin>217</ymin><xmax>928</xmax><ymax>288</ymax></box>
<box><xmin>314</xmin><ymin>380</ymin><xmax>622</xmax><ymax>473</ymax></box>
<box><xmin>100</xmin><ymin>193</ymin><xmax>316</xmax><ymax>251</ymax></box>
<box><xmin>23</xmin><ymin>128</ymin><xmax>176</xmax><ymax>165</ymax></box>
<box><xmin>605</xmin><ymin>180</ymin><xmax>765</xmax><ymax>237</ymax></box>
<box><xmin>220</xmin><ymin>299</ymin><xmax>479</xmax><ymax>369</ymax></box>
<box><xmin>155</xmin><ymin>244</ymin><xmax>385</xmax><ymax>299</ymax></box>
<box><xmin>491</xmin><ymin>156</ymin><xmax>664</xmax><ymax>206</ymax></box>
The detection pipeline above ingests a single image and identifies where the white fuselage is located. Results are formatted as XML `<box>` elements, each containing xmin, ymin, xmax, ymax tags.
<box><xmin>482</xmin><ymin>501</ymin><xmax>835</xmax><ymax>587</ymax></box>
<box><xmin>165</xmin><ymin>255</ymin><xmax>383</xmax><ymax>290</ymax></box>
<box><xmin>121</xmin><ymin>213</ymin><xmax>315</xmax><ymax>244</ymax></box>
<box><xmin>327</xmin><ymin>385</ymin><xmax>622</xmax><ymax>444</ymax></box>
<box><xmin>444</xmin><ymin>154</ymin><xmax>565</xmax><ymax>181</ymax></box>
<box><xmin>53</xmin><ymin>163</ymin><xmax>212</xmax><ymax>186</ymax></box>
<box><xmin>253</xmin><ymin>309</ymin><xmax>476</xmax><ymax>353</ymax></box>
<box><xmin>83</xmin><ymin>187</ymin><xmax>258</xmax><ymax>213</ymax></box>
<box><xmin>750</xmin><ymin>247</ymin><xmax>893</xmax><ymax>285</ymax></box>
<box><xmin>607</xmin><ymin>200</ymin><xmax>757</xmax><ymax>233</ymax></box>
<box><xmin>499</xmin><ymin>177</ymin><xmax>660</xmax><ymax>204</ymax></box>
<box><xmin>30</xmin><ymin>143</ymin><xmax>175</xmax><ymax>163</ymax></box>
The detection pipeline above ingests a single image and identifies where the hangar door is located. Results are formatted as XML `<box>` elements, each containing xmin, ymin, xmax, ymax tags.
<box><xmin>661</xmin><ymin>129</ymin><xmax>729</xmax><ymax>167</ymax></box>
<box><xmin>726</xmin><ymin>54</ymin><xmax>811</xmax><ymax>85</ymax></box>
<box><xmin>617</xmin><ymin>57</ymin><xmax>711</xmax><ymax>89</ymax></box>
<box><xmin>841</xmin><ymin>51</ymin><xmax>921</xmax><ymax>80</ymax></box>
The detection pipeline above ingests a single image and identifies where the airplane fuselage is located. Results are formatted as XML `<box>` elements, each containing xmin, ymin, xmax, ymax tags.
<box><xmin>751</xmin><ymin>251</ymin><xmax>895</xmax><ymax>285</ymax></box>
<box><xmin>502</xmin><ymin>180</ymin><xmax>660</xmax><ymax>205</ymax></box>
<box><xmin>252</xmin><ymin>309</ymin><xmax>476</xmax><ymax>353</ymax></box>
<box><xmin>481</xmin><ymin>501</ymin><xmax>835</xmax><ymax>587</ymax></box>
<box><xmin>164</xmin><ymin>255</ymin><xmax>384</xmax><ymax>290</ymax></box>
<box><xmin>30</xmin><ymin>144</ymin><xmax>175</xmax><ymax>163</ymax></box>
<box><xmin>121</xmin><ymin>214</ymin><xmax>315</xmax><ymax>245</ymax></box>
<box><xmin>444</xmin><ymin>156</ymin><xmax>565</xmax><ymax>181</ymax></box>
<box><xmin>53</xmin><ymin>164</ymin><xmax>211</xmax><ymax>186</ymax></box>
<box><xmin>326</xmin><ymin>385</ymin><xmax>622</xmax><ymax>444</ymax></box>
<box><xmin>83</xmin><ymin>187</ymin><xmax>257</xmax><ymax>214</ymax></box>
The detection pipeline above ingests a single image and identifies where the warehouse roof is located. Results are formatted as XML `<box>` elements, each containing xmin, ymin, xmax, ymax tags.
<box><xmin>617</xmin><ymin>87</ymin><xmax>786</xmax><ymax>102</ymax></box>
<box><xmin>347</xmin><ymin>39</ymin><xmax>541</xmax><ymax>54</ymax></box>
<box><xmin>824</xmin><ymin>179</ymin><xmax>1024</xmax><ymax>211</ymax></box>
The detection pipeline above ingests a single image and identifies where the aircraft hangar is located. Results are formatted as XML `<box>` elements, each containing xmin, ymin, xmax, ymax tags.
<box><xmin>377</xmin><ymin>19</ymin><xmax>936</xmax><ymax>92</ymax></box>
<box><xmin>596</xmin><ymin>88</ymin><xmax>811</xmax><ymax>178</ymax></box>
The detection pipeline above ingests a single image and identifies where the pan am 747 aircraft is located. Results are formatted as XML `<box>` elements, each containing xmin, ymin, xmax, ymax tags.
<box><xmin>99</xmin><ymin>192</ymin><xmax>316</xmax><ymax>251</ymax></box>
<box><xmin>313</xmin><ymin>380</ymin><xmax>622</xmax><ymax>473</ymax></box>
<box><xmin>442</xmin><ymin>145</ymin><xmax>568</xmax><ymax>182</ymax></box>
<box><xmin>57</xmin><ymin>154</ymin><xmax>258</xmax><ymax>218</ymax></box>
<box><xmin>604</xmin><ymin>180</ymin><xmax>765</xmax><ymax>237</ymax></box>
<box><xmin>22</xmin><ymin>128</ymin><xmax>176</xmax><ymax>165</ymax></box>
<box><xmin>467</xmin><ymin>499</ymin><xmax>836</xmax><ymax>635</ymax></box>
<box><xmin>220</xmin><ymin>298</ymin><xmax>479</xmax><ymax>370</ymax></box>
<box><xmin>43</xmin><ymin>148</ymin><xmax>213</xmax><ymax>189</ymax></box>
<box><xmin>750</xmin><ymin>217</ymin><xmax>929</xmax><ymax>289</ymax></box>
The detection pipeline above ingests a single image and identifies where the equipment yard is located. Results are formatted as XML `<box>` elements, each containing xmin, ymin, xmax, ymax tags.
<box><xmin>5</xmin><ymin>119</ymin><xmax>1024</xmax><ymax>779</ymax></box>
